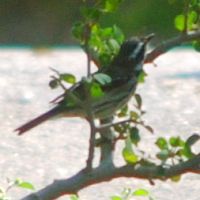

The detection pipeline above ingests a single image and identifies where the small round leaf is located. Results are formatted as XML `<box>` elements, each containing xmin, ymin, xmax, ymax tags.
<box><xmin>60</xmin><ymin>73</ymin><xmax>76</xmax><ymax>84</ymax></box>
<box><xmin>133</xmin><ymin>188</ymin><xmax>149</xmax><ymax>196</ymax></box>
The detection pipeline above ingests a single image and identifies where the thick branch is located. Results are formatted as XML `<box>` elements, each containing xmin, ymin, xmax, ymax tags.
<box><xmin>145</xmin><ymin>30</ymin><xmax>200</xmax><ymax>63</ymax></box>
<box><xmin>21</xmin><ymin>153</ymin><xmax>200</xmax><ymax>200</ymax></box>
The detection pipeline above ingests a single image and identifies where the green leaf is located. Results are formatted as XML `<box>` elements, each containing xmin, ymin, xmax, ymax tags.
<box><xmin>134</xmin><ymin>93</ymin><xmax>142</xmax><ymax>109</ymax></box>
<box><xmin>18</xmin><ymin>182</ymin><xmax>35</xmax><ymax>190</ymax></box>
<box><xmin>169</xmin><ymin>136</ymin><xmax>184</xmax><ymax>147</ymax></box>
<box><xmin>174</xmin><ymin>11</ymin><xmax>198</xmax><ymax>31</ymax></box>
<box><xmin>193</xmin><ymin>40</ymin><xmax>200</xmax><ymax>52</ymax></box>
<box><xmin>104</xmin><ymin>0</ymin><xmax>123</xmax><ymax>12</ymax></box>
<box><xmin>175</xmin><ymin>134</ymin><xmax>199</xmax><ymax>159</ymax></box>
<box><xmin>144</xmin><ymin>125</ymin><xmax>154</xmax><ymax>134</ymax></box>
<box><xmin>112</xmin><ymin>25</ymin><xmax>124</xmax><ymax>44</ymax></box>
<box><xmin>174</xmin><ymin>14</ymin><xmax>185</xmax><ymax>31</ymax></box>
<box><xmin>71</xmin><ymin>22</ymin><xmax>84</xmax><ymax>41</ymax></box>
<box><xmin>101</xmin><ymin>27</ymin><xmax>113</xmax><ymax>37</ymax></box>
<box><xmin>130</xmin><ymin>111</ymin><xmax>139</xmax><ymax>120</ymax></box>
<box><xmin>93</xmin><ymin>73</ymin><xmax>112</xmax><ymax>85</ymax></box>
<box><xmin>130</xmin><ymin>127</ymin><xmax>140</xmax><ymax>145</ymax></box>
<box><xmin>118</xmin><ymin>104</ymin><xmax>128</xmax><ymax>117</ymax></box>
<box><xmin>186</xmin><ymin>134</ymin><xmax>200</xmax><ymax>146</ymax></box>
<box><xmin>110</xmin><ymin>196</ymin><xmax>122</xmax><ymax>200</ymax></box>
<box><xmin>60</xmin><ymin>73</ymin><xmax>76</xmax><ymax>84</ymax></box>
<box><xmin>170</xmin><ymin>175</ymin><xmax>181</xmax><ymax>182</ymax></box>
<box><xmin>156</xmin><ymin>137</ymin><xmax>168</xmax><ymax>150</ymax></box>
<box><xmin>137</xmin><ymin>70</ymin><xmax>147</xmax><ymax>83</ymax></box>
<box><xmin>156</xmin><ymin>149</ymin><xmax>170</xmax><ymax>160</ymax></box>
<box><xmin>122</xmin><ymin>137</ymin><xmax>138</xmax><ymax>164</ymax></box>
<box><xmin>81</xmin><ymin>7</ymin><xmax>101</xmax><ymax>20</ymax></box>
<box><xmin>14</xmin><ymin>179</ymin><xmax>35</xmax><ymax>190</ymax></box>
<box><xmin>191</xmin><ymin>0</ymin><xmax>200</xmax><ymax>7</ymax></box>
<box><xmin>180</xmin><ymin>143</ymin><xmax>194</xmax><ymax>158</ymax></box>
<box><xmin>122</xmin><ymin>148</ymin><xmax>138</xmax><ymax>164</ymax></box>
<box><xmin>133</xmin><ymin>188</ymin><xmax>149</xmax><ymax>196</ymax></box>
<box><xmin>90</xmin><ymin>82</ymin><xmax>104</xmax><ymax>98</ymax></box>
<box><xmin>49</xmin><ymin>79</ymin><xmax>59</xmax><ymax>89</ymax></box>
<box><xmin>187</xmin><ymin>11</ymin><xmax>198</xmax><ymax>30</ymax></box>
<box><xmin>70</xmin><ymin>195</ymin><xmax>79</xmax><ymax>200</ymax></box>
<box><xmin>89</xmin><ymin>24</ymin><xmax>124</xmax><ymax>66</ymax></box>
<box><xmin>108</xmin><ymin>38</ymin><xmax>120</xmax><ymax>52</ymax></box>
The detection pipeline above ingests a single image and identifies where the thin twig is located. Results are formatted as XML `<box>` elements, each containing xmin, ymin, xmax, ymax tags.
<box><xmin>84</xmin><ymin>83</ymin><xmax>96</xmax><ymax>170</ymax></box>
<box><xmin>50</xmin><ymin>75</ymin><xmax>67</xmax><ymax>91</ymax></box>
<box><xmin>84</xmin><ymin>82</ymin><xmax>96</xmax><ymax>170</ymax></box>
<box><xmin>83</xmin><ymin>26</ymin><xmax>97</xmax><ymax>169</ymax></box>
<box><xmin>84</xmin><ymin>24</ymin><xmax>92</xmax><ymax>77</ymax></box>
<box><xmin>86</xmin><ymin>49</ymin><xmax>91</xmax><ymax>77</ymax></box>
<box><xmin>86</xmin><ymin>116</ymin><xmax>96</xmax><ymax>170</ymax></box>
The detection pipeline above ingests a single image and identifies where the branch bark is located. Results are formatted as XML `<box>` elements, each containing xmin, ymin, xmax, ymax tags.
<box><xmin>145</xmin><ymin>30</ymin><xmax>200</xmax><ymax>63</ymax></box>
<box><xmin>21</xmin><ymin>153</ymin><xmax>200</xmax><ymax>200</ymax></box>
<box><xmin>99</xmin><ymin>118</ymin><xmax>115</xmax><ymax>165</ymax></box>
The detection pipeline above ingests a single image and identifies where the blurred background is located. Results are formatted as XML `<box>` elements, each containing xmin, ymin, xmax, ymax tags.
<box><xmin>1</xmin><ymin>1</ymin><xmax>200</xmax><ymax>200</ymax></box>
<box><xmin>0</xmin><ymin>0</ymin><xmax>183</xmax><ymax>46</ymax></box>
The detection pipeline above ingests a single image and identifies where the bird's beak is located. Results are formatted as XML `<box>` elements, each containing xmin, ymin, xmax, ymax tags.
<box><xmin>142</xmin><ymin>33</ymin><xmax>155</xmax><ymax>44</ymax></box>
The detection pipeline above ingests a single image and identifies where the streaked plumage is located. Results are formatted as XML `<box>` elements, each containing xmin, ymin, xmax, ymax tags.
<box><xmin>15</xmin><ymin>34</ymin><xmax>154</xmax><ymax>135</ymax></box>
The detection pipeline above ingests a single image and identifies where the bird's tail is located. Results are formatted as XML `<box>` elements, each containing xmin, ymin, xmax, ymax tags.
<box><xmin>15</xmin><ymin>107</ymin><xmax>61</xmax><ymax>135</ymax></box>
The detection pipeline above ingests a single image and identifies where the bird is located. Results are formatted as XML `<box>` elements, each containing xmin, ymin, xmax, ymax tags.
<box><xmin>15</xmin><ymin>34</ymin><xmax>154</xmax><ymax>135</ymax></box>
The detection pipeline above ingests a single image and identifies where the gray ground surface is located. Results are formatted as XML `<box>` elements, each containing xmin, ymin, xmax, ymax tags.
<box><xmin>0</xmin><ymin>48</ymin><xmax>200</xmax><ymax>199</ymax></box>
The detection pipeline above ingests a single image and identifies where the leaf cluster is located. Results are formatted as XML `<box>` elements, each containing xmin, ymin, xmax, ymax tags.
<box><xmin>156</xmin><ymin>134</ymin><xmax>200</xmax><ymax>162</ymax></box>
<box><xmin>0</xmin><ymin>179</ymin><xmax>34</xmax><ymax>200</ymax></box>
<box><xmin>114</xmin><ymin>94</ymin><xmax>154</xmax><ymax>165</ymax></box>
<box><xmin>14</xmin><ymin>1</ymin><xmax>200</xmax><ymax>199</ymax></box>
<box><xmin>111</xmin><ymin>188</ymin><xmax>154</xmax><ymax>200</ymax></box>
<box><xmin>72</xmin><ymin>0</ymin><xmax>125</xmax><ymax>67</ymax></box>
<box><xmin>174</xmin><ymin>0</ymin><xmax>200</xmax><ymax>51</ymax></box>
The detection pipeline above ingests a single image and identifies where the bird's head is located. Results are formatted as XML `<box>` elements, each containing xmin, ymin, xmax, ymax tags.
<box><xmin>117</xmin><ymin>33</ymin><xmax>154</xmax><ymax>72</ymax></box>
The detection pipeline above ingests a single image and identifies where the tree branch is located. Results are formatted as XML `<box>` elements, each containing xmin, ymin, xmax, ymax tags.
<box><xmin>84</xmin><ymin>54</ymin><xmax>96</xmax><ymax>170</ymax></box>
<box><xmin>145</xmin><ymin>30</ymin><xmax>200</xmax><ymax>63</ymax></box>
<box><xmin>99</xmin><ymin>118</ymin><xmax>115</xmax><ymax>165</ymax></box>
<box><xmin>19</xmin><ymin>24</ymin><xmax>200</xmax><ymax>200</ymax></box>
<box><xmin>21</xmin><ymin>153</ymin><xmax>200</xmax><ymax>200</ymax></box>
<box><xmin>86</xmin><ymin>117</ymin><xmax>96</xmax><ymax>170</ymax></box>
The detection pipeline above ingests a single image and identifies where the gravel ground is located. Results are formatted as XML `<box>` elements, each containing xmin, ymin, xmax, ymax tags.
<box><xmin>0</xmin><ymin>47</ymin><xmax>200</xmax><ymax>200</ymax></box>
